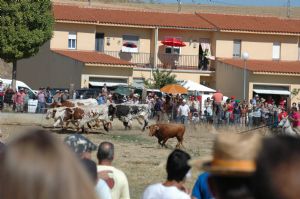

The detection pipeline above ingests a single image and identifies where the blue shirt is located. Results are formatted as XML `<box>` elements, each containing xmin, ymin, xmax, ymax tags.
<box><xmin>192</xmin><ymin>172</ymin><xmax>214</xmax><ymax>199</ymax></box>
<box><xmin>97</xmin><ymin>96</ymin><xmax>105</xmax><ymax>105</ymax></box>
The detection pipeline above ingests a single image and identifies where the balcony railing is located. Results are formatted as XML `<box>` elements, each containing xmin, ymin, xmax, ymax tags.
<box><xmin>104</xmin><ymin>51</ymin><xmax>212</xmax><ymax>71</ymax></box>
<box><xmin>104</xmin><ymin>51</ymin><xmax>152</xmax><ymax>67</ymax></box>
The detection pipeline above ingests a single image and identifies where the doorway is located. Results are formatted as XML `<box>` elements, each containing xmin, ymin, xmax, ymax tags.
<box><xmin>95</xmin><ymin>33</ymin><xmax>104</xmax><ymax>52</ymax></box>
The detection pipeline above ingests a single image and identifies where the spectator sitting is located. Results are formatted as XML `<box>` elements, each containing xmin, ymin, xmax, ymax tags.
<box><xmin>0</xmin><ymin>130</ymin><xmax>99</xmax><ymax>199</ymax></box>
<box><xmin>97</xmin><ymin>141</ymin><xmax>130</xmax><ymax>199</ymax></box>
<box><xmin>254</xmin><ymin>136</ymin><xmax>300</xmax><ymax>199</ymax></box>
<box><xmin>190</xmin><ymin>133</ymin><xmax>263</xmax><ymax>199</ymax></box>
<box><xmin>142</xmin><ymin>149</ymin><xmax>191</xmax><ymax>199</ymax></box>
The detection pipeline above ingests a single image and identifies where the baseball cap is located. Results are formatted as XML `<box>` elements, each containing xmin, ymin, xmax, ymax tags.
<box><xmin>64</xmin><ymin>134</ymin><xmax>97</xmax><ymax>154</ymax></box>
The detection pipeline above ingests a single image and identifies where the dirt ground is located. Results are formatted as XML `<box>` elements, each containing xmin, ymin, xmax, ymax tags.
<box><xmin>0</xmin><ymin>113</ymin><xmax>269</xmax><ymax>199</ymax></box>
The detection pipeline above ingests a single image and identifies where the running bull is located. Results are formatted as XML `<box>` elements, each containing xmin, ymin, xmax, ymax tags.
<box><xmin>108</xmin><ymin>104</ymin><xmax>149</xmax><ymax>131</ymax></box>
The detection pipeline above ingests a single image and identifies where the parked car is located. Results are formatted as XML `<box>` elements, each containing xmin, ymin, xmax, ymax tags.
<box><xmin>75</xmin><ymin>88</ymin><xmax>101</xmax><ymax>99</ymax></box>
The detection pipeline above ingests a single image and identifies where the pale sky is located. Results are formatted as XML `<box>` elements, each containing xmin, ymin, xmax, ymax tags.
<box><xmin>155</xmin><ymin>0</ymin><xmax>300</xmax><ymax>7</ymax></box>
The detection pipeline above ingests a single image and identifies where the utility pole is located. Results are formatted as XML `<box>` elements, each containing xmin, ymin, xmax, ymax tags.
<box><xmin>177</xmin><ymin>0</ymin><xmax>182</xmax><ymax>12</ymax></box>
<box><xmin>287</xmin><ymin>0</ymin><xmax>291</xmax><ymax>18</ymax></box>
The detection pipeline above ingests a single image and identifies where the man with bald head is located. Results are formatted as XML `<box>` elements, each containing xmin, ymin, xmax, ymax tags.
<box><xmin>97</xmin><ymin>141</ymin><xmax>130</xmax><ymax>199</ymax></box>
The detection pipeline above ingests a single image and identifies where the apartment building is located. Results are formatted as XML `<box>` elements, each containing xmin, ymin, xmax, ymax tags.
<box><xmin>18</xmin><ymin>4</ymin><xmax>300</xmax><ymax>104</ymax></box>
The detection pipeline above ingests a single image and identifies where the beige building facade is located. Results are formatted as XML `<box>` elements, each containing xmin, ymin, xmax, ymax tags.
<box><xmin>216</xmin><ymin>60</ymin><xmax>300</xmax><ymax>107</ymax></box>
<box><xmin>17</xmin><ymin>4</ymin><xmax>300</xmax><ymax>106</ymax></box>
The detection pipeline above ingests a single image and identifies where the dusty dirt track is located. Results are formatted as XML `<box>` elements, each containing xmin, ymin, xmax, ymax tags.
<box><xmin>0</xmin><ymin>113</ymin><xmax>268</xmax><ymax>199</ymax></box>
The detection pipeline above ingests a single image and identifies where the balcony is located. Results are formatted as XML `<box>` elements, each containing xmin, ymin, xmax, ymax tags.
<box><xmin>104</xmin><ymin>51</ymin><xmax>213</xmax><ymax>71</ymax></box>
<box><xmin>157</xmin><ymin>53</ymin><xmax>212</xmax><ymax>71</ymax></box>
<box><xmin>104</xmin><ymin>51</ymin><xmax>152</xmax><ymax>68</ymax></box>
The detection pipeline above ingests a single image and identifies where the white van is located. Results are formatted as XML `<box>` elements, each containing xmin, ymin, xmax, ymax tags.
<box><xmin>0</xmin><ymin>78</ymin><xmax>39</xmax><ymax>112</ymax></box>
<box><xmin>0</xmin><ymin>78</ymin><xmax>37</xmax><ymax>100</ymax></box>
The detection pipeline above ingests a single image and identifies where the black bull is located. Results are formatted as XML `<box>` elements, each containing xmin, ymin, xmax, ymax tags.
<box><xmin>108</xmin><ymin>104</ymin><xmax>149</xmax><ymax>131</ymax></box>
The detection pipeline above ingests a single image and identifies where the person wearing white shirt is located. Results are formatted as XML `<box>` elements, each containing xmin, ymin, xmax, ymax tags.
<box><xmin>141</xmin><ymin>149</ymin><xmax>191</xmax><ymax>199</ymax></box>
<box><xmin>178</xmin><ymin>99</ymin><xmax>190</xmax><ymax>125</ymax></box>
<box><xmin>97</xmin><ymin>142</ymin><xmax>130</xmax><ymax>199</ymax></box>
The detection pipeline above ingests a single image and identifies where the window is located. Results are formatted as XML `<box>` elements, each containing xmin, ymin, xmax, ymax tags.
<box><xmin>68</xmin><ymin>32</ymin><xmax>77</xmax><ymax>49</ymax></box>
<box><xmin>122</xmin><ymin>35</ymin><xmax>139</xmax><ymax>53</ymax></box>
<box><xmin>165</xmin><ymin>46</ymin><xmax>180</xmax><ymax>54</ymax></box>
<box><xmin>95</xmin><ymin>33</ymin><xmax>104</xmax><ymax>52</ymax></box>
<box><xmin>272</xmin><ymin>42</ymin><xmax>281</xmax><ymax>60</ymax></box>
<box><xmin>233</xmin><ymin>40</ymin><xmax>241</xmax><ymax>58</ymax></box>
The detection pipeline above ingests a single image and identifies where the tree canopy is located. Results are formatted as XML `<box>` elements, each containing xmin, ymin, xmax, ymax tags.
<box><xmin>0</xmin><ymin>0</ymin><xmax>54</xmax><ymax>63</ymax></box>
<box><xmin>144</xmin><ymin>69</ymin><xmax>177</xmax><ymax>89</ymax></box>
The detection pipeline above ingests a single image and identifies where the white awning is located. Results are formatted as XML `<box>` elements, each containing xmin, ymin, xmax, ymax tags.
<box><xmin>181</xmin><ymin>80</ymin><xmax>216</xmax><ymax>93</ymax></box>
<box><xmin>89</xmin><ymin>81</ymin><xmax>128</xmax><ymax>87</ymax></box>
<box><xmin>253</xmin><ymin>89</ymin><xmax>290</xmax><ymax>95</ymax></box>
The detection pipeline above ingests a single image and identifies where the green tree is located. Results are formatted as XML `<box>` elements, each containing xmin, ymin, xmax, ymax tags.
<box><xmin>0</xmin><ymin>0</ymin><xmax>54</xmax><ymax>90</ymax></box>
<box><xmin>144</xmin><ymin>69</ymin><xmax>177</xmax><ymax>89</ymax></box>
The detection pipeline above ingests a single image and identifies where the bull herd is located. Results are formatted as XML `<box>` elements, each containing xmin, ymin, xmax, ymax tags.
<box><xmin>45</xmin><ymin>98</ymin><xmax>185</xmax><ymax>148</ymax></box>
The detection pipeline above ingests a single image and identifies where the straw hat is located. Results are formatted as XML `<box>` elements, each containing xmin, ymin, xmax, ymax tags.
<box><xmin>190</xmin><ymin>133</ymin><xmax>263</xmax><ymax>176</ymax></box>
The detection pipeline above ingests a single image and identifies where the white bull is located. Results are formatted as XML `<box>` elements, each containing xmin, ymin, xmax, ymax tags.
<box><xmin>278</xmin><ymin>117</ymin><xmax>300</xmax><ymax>137</ymax></box>
<box><xmin>46</xmin><ymin>107</ymin><xmax>70</xmax><ymax>128</ymax></box>
<box><xmin>66</xmin><ymin>104</ymin><xmax>110</xmax><ymax>132</ymax></box>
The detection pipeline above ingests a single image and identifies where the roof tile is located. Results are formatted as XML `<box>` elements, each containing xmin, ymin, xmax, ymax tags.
<box><xmin>52</xmin><ymin>49</ymin><xmax>134</xmax><ymax>66</ymax></box>
<box><xmin>218</xmin><ymin>59</ymin><xmax>300</xmax><ymax>74</ymax></box>
<box><xmin>53</xmin><ymin>4</ymin><xmax>214</xmax><ymax>30</ymax></box>
<box><xmin>197</xmin><ymin>13</ymin><xmax>300</xmax><ymax>34</ymax></box>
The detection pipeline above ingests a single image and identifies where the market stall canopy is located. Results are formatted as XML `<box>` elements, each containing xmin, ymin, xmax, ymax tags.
<box><xmin>181</xmin><ymin>80</ymin><xmax>216</xmax><ymax>93</ymax></box>
<box><xmin>160</xmin><ymin>84</ymin><xmax>188</xmax><ymax>94</ymax></box>
<box><xmin>89</xmin><ymin>81</ymin><xmax>127</xmax><ymax>87</ymax></box>
<box><xmin>253</xmin><ymin>85</ymin><xmax>290</xmax><ymax>95</ymax></box>
<box><xmin>161</xmin><ymin>38</ymin><xmax>186</xmax><ymax>47</ymax></box>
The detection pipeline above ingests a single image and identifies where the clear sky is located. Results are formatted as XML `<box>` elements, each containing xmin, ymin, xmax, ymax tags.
<box><xmin>156</xmin><ymin>0</ymin><xmax>300</xmax><ymax>7</ymax></box>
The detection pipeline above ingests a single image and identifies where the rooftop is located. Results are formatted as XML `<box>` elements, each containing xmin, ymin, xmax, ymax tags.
<box><xmin>52</xmin><ymin>49</ymin><xmax>134</xmax><ymax>66</ymax></box>
<box><xmin>197</xmin><ymin>13</ymin><xmax>300</xmax><ymax>34</ymax></box>
<box><xmin>218</xmin><ymin>59</ymin><xmax>300</xmax><ymax>74</ymax></box>
<box><xmin>53</xmin><ymin>4</ymin><xmax>215</xmax><ymax>30</ymax></box>
<box><xmin>53</xmin><ymin>4</ymin><xmax>300</xmax><ymax>34</ymax></box>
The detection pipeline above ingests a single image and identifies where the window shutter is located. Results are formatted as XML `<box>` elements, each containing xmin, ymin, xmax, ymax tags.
<box><xmin>272</xmin><ymin>42</ymin><xmax>280</xmax><ymax>60</ymax></box>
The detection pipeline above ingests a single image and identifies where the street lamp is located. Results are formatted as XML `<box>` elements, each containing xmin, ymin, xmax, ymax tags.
<box><xmin>242</xmin><ymin>52</ymin><xmax>249</xmax><ymax>100</ymax></box>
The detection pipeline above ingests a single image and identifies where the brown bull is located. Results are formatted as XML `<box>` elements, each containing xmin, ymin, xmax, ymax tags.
<box><xmin>148</xmin><ymin>123</ymin><xmax>185</xmax><ymax>148</ymax></box>
<box><xmin>50</xmin><ymin>101</ymin><xmax>75</xmax><ymax>108</ymax></box>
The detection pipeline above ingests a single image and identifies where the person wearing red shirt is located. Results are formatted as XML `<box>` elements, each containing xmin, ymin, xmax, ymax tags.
<box><xmin>278</xmin><ymin>108</ymin><xmax>288</xmax><ymax>122</ymax></box>
<box><xmin>290</xmin><ymin>107</ymin><xmax>300</xmax><ymax>134</ymax></box>
<box><xmin>212</xmin><ymin>90</ymin><xmax>223</xmax><ymax>105</ymax></box>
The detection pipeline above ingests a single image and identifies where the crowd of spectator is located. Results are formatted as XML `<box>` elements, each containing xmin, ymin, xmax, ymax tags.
<box><xmin>1</xmin><ymin>80</ymin><xmax>299</xmax><ymax>133</ymax></box>
<box><xmin>1</xmin><ymin>129</ymin><xmax>300</xmax><ymax>199</ymax></box>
